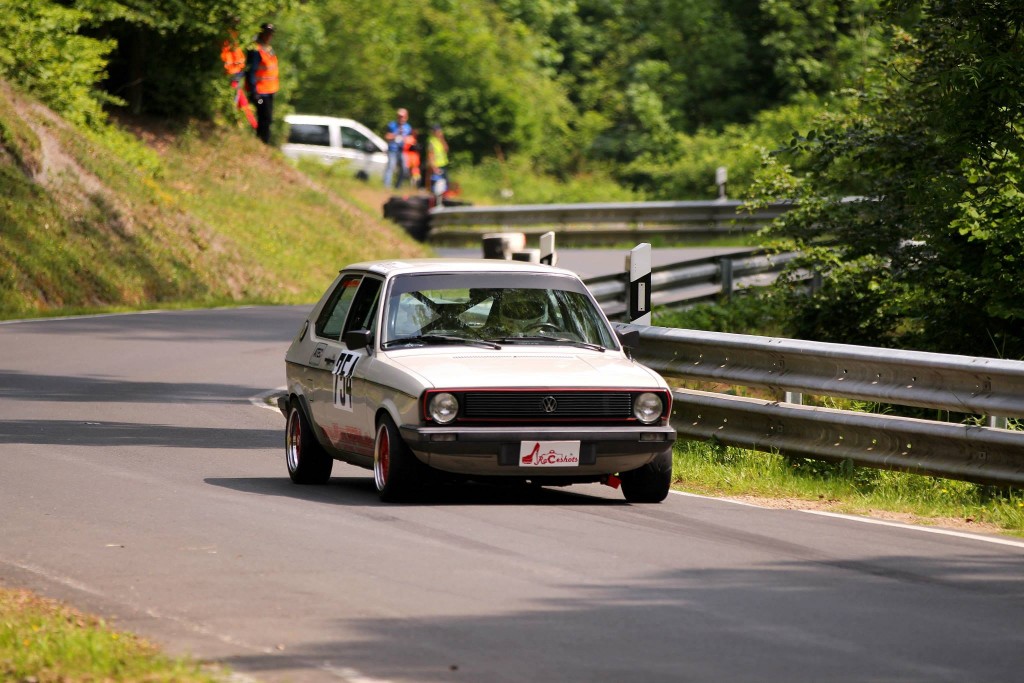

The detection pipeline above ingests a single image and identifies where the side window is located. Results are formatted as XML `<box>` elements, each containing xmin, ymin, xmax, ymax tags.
<box><xmin>288</xmin><ymin>124</ymin><xmax>330</xmax><ymax>146</ymax></box>
<box><xmin>315</xmin><ymin>275</ymin><xmax>362</xmax><ymax>340</ymax></box>
<box><xmin>341</xmin><ymin>126</ymin><xmax>377</xmax><ymax>153</ymax></box>
<box><xmin>343</xmin><ymin>278</ymin><xmax>383</xmax><ymax>337</ymax></box>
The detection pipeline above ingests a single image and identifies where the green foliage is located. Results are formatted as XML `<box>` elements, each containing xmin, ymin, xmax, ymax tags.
<box><xmin>653</xmin><ymin>289</ymin><xmax>790</xmax><ymax>336</ymax></box>
<box><xmin>0</xmin><ymin>0</ymin><xmax>892</xmax><ymax>193</ymax></box>
<box><xmin>0</xmin><ymin>0</ymin><xmax>117</xmax><ymax>126</ymax></box>
<box><xmin>625</xmin><ymin>97</ymin><xmax>835</xmax><ymax>198</ymax></box>
<box><xmin>282</xmin><ymin>0</ymin><xmax>574</xmax><ymax>168</ymax></box>
<box><xmin>761</xmin><ymin>0</ymin><xmax>885</xmax><ymax>94</ymax></box>
<box><xmin>749</xmin><ymin>0</ymin><xmax>1024</xmax><ymax>357</ymax></box>
<box><xmin>454</xmin><ymin>157</ymin><xmax>640</xmax><ymax>204</ymax></box>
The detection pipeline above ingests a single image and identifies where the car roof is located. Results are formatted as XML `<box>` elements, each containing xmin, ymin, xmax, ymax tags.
<box><xmin>285</xmin><ymin>114</ymin><xmax>366</xmax><ymax>128</ymax></box>
<box><xmin>342</xmin><ymin>258</ymin><xmax>581</xmax><ymax>279</ymax></box>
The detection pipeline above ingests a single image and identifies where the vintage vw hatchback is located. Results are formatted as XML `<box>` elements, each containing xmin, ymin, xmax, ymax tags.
<box><xmin>280</xmin><ymin>259</ymin><xmax>676</xmax><ymax>502</ymax></box>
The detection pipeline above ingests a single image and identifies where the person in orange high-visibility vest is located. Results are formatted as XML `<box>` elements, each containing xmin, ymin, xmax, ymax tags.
<box><xmin>220</xmin><ymin>18</ymin><xmax>257</xmax><ymax>129</ymax></box>
<box><xmin>246</xmin><ymin>23</ymin><xmax>279</xmax><ymax>144</ymax></box>
<box><xmin>402</xmin><ymin>130</ymin><xmax>422</xmax><ymax>189</ymax></box>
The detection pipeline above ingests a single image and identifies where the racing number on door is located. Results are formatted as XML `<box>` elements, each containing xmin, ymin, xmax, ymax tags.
<box><xmin>332</xmin><ymin>352</ymin><xmax>359</xmax><ymax>411</ymax></box>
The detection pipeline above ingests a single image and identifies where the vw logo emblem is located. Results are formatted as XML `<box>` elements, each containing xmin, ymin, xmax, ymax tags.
<box><xmin>541</xmin><ymin>396</ymin><xmax>558</xmax><ymax>413</ymax></box>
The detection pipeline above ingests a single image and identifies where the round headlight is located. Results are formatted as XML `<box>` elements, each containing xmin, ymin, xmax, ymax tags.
<box><xmin>633</xmin><ymin>392</ymin><xmax>664</xmax><ymax>424</ymax></box>
<box><xmin>429</xmin><ymin>392</ymin><xmax>459</xmax><ymax>424</ymax></box>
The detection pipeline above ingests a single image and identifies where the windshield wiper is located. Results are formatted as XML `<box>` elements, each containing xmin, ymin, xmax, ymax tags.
<box><xmin>487</xmin><ymin>336</ymin><xmax>606</xmax><ymax>352</ymax></box>
<box><xmin>383</xmin><ymin>334</ymin><xmax>502</xmax><ymax>350</ymax></box>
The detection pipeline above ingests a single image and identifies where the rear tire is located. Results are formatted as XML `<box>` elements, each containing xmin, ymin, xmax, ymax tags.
<box><xmin>373</xmin><ymin>416</ymin><xmax>423</xmax><ymax>502</ymax></box>
<box><xmin>620</xmin><ymin>450</ymin><xmax>672</xmax><ymax>503</ymax></box>
<box><xmin>285</xmin><ymin>401</ymin><xmax>333</xmax><ymax>485</ymax></box>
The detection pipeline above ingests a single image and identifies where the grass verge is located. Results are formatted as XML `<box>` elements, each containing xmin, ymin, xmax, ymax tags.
<box><xmin>672</xmin><ymin>440</ymin><xmax>1024</xmax><ymax>536</ymax></box>
<box><xmin>0</xmin><ymin>587</ymin><xmax>223</xmax><ymax>682</ymax></box>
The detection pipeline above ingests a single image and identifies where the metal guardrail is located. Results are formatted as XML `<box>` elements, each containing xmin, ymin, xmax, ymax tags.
<box><xmin>427</xmin><ymin>199</ymin><xmax>793</xmax><ymax>244</ymax></box>
<box><xmin>612</xmin><ymin>323</ymin><xmax>1024</xmax><ymax>487</ymax></box>
<box><xmin>584</xmin><ymin>249</ymin><xmax>806</xmax><ymax>317</ymax></box>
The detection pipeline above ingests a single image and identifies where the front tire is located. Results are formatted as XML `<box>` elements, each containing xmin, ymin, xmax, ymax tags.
<box><xmin>373</xmin><ymin>416</ymin><xmax>422</xmax><ymax>502</ymax></box>
<box><xmin>620</xmin><ymin>450</ymin><xmax>672</xmax><ymax>503</ymax></box>
<box><xmin>285</xmin><ymin>401</ymin><xmax>333</xmax><ymax>485</ymax></box>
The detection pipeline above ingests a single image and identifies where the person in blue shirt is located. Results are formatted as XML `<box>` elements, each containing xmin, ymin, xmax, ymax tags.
<box><xmin>383</xmin><ymin>108</ymin><xmax>412</xmax><ymax>188</ymax></box>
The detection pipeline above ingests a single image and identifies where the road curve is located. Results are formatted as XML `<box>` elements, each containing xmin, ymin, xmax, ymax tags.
<box><xmin>2</xmin><ymin>307</ymin><xmax>1022</xmax><ymax>683</ymax></box>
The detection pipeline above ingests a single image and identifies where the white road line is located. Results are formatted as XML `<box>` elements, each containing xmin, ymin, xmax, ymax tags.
<box><xmin>249</xmin><ymin>387</ymin><xmax>287</xmax><ymax>414</ymax></box>
<box><xmin>0</xmin><ymin>306</ymin><xmax>261</xmax><ymax>326</ymax></box>
<box><xmin>0</xmin><ymin>309</ymin><xmax>165</xmax><ymax>325</ymax></box>
<box><xmin>799</xmin><ymin>509</ymin><xmax>1024</xmax><ymax>549</ymax></box>
<box><xmin>669</xmin><ymin>489</ymin><xmax>767</xmax><ymax>508</ymax></box>
<box><xmin>669</xmin><ymin>489</ymin><xmax>1024</xmax><ymax>549</ymax></box>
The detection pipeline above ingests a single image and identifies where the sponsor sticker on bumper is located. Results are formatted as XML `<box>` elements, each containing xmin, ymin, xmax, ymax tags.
<box><xmin>519</xmin><ymin>440</ymin><xmax>581</xmax><ymax>467</ymax></box>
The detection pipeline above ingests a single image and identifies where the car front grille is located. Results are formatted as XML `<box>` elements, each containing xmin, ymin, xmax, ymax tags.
<box><xmin>462</xmin><ymin>391</ymin><xmax>633</xmax><ymax>420</ymax></box>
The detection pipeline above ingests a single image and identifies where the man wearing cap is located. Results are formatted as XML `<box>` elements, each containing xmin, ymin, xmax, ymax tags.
<box><xmin>246</xmin><ymin>23</ymin><xmax>279</xmax><ymax>144</ymax></box>
<box><xmin>383</xmin><ymin>108</ymin><xmax>412</xmax><ymax>188</ymax></box>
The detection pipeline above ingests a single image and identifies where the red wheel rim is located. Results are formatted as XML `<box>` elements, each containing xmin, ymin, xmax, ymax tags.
<box><xmin>380</xmin><ymin>429</ymin><xmax>390</xmax><ymax>484</ymax></box>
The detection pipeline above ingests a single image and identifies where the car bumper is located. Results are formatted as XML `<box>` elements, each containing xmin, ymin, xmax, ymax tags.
<box><xmin>399</xmin><ymin>424</ymin><xmax>676</xmax><ymax>477</ymax></box>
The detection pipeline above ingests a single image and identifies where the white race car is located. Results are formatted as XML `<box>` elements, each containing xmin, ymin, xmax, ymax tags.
<box><xmin>280</xmin><ymin>259</ymin><xmax>676</xmax><ymax>502</ymax></box>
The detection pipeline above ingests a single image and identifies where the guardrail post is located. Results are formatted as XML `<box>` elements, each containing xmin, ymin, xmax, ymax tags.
<box><xmin>626</xmin><ymin>243</ymin><xmax>652</xmax><ymax>325</ymax></box>
<box><xmin>811</xmin><ymin>271</ymin><xmax>823</xmax><ymax>294</ymax></box>
<box><xmin>482</xmin><ymin>232</ymin><xmax>526</xmax><ymax>260</ymax></box>
<box><xmin>716</xmin><ymin>167</ymin><xmax>728</xmax><ymax>200</ymax></box>
<box><xmin>988</xmin><ymin>415</ymin><xmax>1008</xmax><ymax>429</ymax></box>
<box><xmin>540</xmin><ymin>231</ymin><xmax>556</xmax><ymax>265</ymax></box>
<box><xmin>511</xmin><ymin>249</ymin><xmax>541</xmax><ymax>263</ymax></box>
<box><xmin>784</xmin><ymin>391</ymin><xmax>803</xmax><ymax>405</ymax></box>
<box><xmin>719</xmin><ymin>257</ymin><xmax>734</xmax><ymax>300</ymax></box>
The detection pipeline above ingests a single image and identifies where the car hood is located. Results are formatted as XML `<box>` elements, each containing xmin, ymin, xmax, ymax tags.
<box><xmin>383</xmin><ymin>347</ymin><xmax>666</xmax><ymax>389</ymax></box>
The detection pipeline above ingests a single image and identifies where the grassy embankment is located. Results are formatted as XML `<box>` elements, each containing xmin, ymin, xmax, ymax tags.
<box><xmin>0</xmin><ymin>587</ymin><xmax>222</xmax><ymax>682</ymax></box>
<box><xmin>0</xmin><ymin>79</ymin><xmax>429</xmax><ymax>320</ymax></box>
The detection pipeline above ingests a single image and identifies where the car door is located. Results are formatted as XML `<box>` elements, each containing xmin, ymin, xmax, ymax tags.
<box><xmin>340</xmin><ymin>124</ymin><xmax>387</xmax><ymax>177</ymax></box>
<box><xmin>336</xmin><ymin>276</ymin><xmax>383</xmax><ymax>459</ymax></box>
<box><xmin>308</xmin><ymin>273</ymin><xmax>362</xmax><ymax>452</ymax></box>
<box><xmin>309</xmin><ymin>275</ymin><xmax>383</xmax><ymax>459</ymax></box>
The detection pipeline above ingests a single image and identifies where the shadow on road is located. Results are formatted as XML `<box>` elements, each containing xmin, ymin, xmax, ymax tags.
<box><xmin>210</xmin><ymin>555</ymin><xmax>1024</xmax><ymax>683</ymax></box>
<box><xmin>0</xmin><ymin>419</ymin><xmax>278</xmax><ymax>449</ymax></box>
<box><xmin>2</xmin><ymin>305</ymin><xmax>311</xmax><ymax>343</ymax></box>
<box><xmin>0</xmin><ymin>370</ymin><xmax>266</xmax><ymax>404</ymax></box>
<box><xmin>205</xmin><ymin>475</ymin><xmax>626</xmax><ymax>507</ymax></box>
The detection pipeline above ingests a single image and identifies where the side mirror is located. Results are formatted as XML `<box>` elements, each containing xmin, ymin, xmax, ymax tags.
<box><xmin>615</xmin><ymin>329</ymin><xmax>640</xmax><ymax>349</ymax></box>
<box><xmin>343</xmin><ymin>328</ymin><xmax>372</xmax><ymax>350</ymax></box>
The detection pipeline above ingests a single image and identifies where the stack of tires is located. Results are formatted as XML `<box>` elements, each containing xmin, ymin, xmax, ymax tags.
<box><xmin>382</xmin><ymin>196</ymin><xmax>431</xmax><ymax>242</ymax></box>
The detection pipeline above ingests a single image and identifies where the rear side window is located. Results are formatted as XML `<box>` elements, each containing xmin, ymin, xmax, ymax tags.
<box><xmin>288</xmin><ymin>124</ymin><xmax>330</xmax><ymax>147</ymax></box>
<box><xmin>315</xmin><ymin>275</ymin><xmax>361</xmax><ymax>340</ymax></box>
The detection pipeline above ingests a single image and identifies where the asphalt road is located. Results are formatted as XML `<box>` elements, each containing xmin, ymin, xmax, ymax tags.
<box><xmin>2</xmin><ymin>307</ymin><xmax>1023</xmax><ymax>683</ymax></box>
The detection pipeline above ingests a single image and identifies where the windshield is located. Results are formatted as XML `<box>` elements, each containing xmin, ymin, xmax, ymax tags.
<box><xmin>383</xmin><ymin>273</ymin><xmax>617</xmax><ymax>350</ymax></box>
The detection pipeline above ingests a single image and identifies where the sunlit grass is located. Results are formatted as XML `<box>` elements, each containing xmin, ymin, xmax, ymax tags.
<box><xmin>0</xmin><ymin>588</ymin><xmax>224</xmax><ymax>682</ymax></box>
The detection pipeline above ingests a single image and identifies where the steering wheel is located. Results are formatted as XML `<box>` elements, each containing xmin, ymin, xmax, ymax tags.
<box><xmin>525</xmin><ymin>322</ymin><xmax>562</xmax><ymax>336</ymax></box>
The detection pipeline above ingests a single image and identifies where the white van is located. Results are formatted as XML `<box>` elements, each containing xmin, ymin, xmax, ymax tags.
<box><xmin>281</xmin><ymin>115</ymin><xmax>389</xmax><ymax>180</ymax></box>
